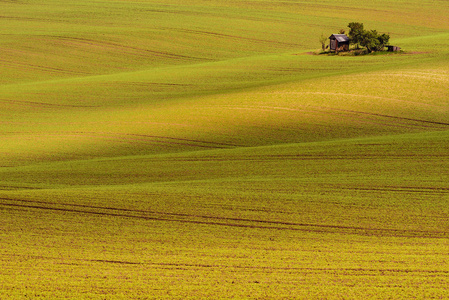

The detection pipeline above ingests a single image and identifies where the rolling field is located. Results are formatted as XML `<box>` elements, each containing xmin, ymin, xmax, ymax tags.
<box><xmin>1</xmin><ymin>0</ymin><xmax>449</xmax><ymax>298</ymax></box>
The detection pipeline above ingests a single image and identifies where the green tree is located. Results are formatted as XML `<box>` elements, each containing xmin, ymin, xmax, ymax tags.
<box><xmin>377</xmin><ymin>33</ymin><xmax>390</xmax><ymax>50</ymax></box>
<box><xmin>348</xmin><ymin>22</ymin><xmax>364</xmax><ymax>49</ymax></box>
<box><xmin>348</xmin><ymin>22</ymin><xmax>390</xmax><ymax>52</ymax></box>
<box><xmin>360</xmin><ymin>30</ymin><xmax>390</xmax><ymax>52</ymax></box>
<box><xmin>360</xmin><ymin>29</ymin><xmax>378</xmax><ymax>52</ymax></box>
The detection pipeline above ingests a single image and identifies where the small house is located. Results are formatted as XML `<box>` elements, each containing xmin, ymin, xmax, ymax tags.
<box><xmin>386</xmin><ymin>45</ymin><xmax>401</xmax><ymax>52</ymax></box>
<box><xmin>329</xmin><ymin>34</ymin><xmax>349</xmax><ymax>52</ymax></box>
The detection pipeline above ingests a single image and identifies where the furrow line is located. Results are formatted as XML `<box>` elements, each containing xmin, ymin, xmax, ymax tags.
<box><xmin>0</xmin><ymin>98</ymin><xmax>99</xmax><ymax>108</ymax></box>
<box><xmin>0</xmin><ymin>131</ymin><xmax>238</xmax><ymax>148</ymax></box>
<box><xmin>4</xmin><ymin>253</ymin><xmax>449</xmax><ymax>274</ymax></box>
<box><xmin>2</xmin><ymin>198</ymin><xmax>447</xmax><ymax>238</ymax></box>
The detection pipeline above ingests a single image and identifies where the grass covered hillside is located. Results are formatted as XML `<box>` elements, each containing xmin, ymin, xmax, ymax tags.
<box><xmin>1</xmin><ymin>0</ymin><xmax>449</xmax><ymax>298</ymax></box>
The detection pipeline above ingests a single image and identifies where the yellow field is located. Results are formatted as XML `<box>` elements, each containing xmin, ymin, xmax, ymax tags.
<box><xmin>1</xmin><ymin>0</ymin><xmax>449</xmax><ymax>298</ymax></box>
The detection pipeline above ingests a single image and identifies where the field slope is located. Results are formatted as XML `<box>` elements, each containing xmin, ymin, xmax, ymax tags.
<box><xmin>1</xmin><ymin>0</ymin><xmax>449</xmax><ymax>298</ymax></box>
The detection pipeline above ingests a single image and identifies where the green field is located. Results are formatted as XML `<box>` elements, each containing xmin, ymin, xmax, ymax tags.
<box><xmin>1</xmin><ymin>0</ymin><xmax>449</xmax><ymax>298</ymax></box>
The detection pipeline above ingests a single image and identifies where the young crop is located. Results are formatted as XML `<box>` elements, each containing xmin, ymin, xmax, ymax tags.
<box><xmin>1</xmin><ymin>0</ymin><xmax>449</xmax><ymax>298</ymax></box>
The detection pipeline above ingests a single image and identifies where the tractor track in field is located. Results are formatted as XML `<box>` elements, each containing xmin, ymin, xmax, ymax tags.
<box><xmin>122</xmin><ymin>133</ymin><xmax>240</xmax><ymax>147</ymax></box>
<box><xmin>152</xmin><ymin>153</ymin><xmax>449</xmax><ymax>162</ymax></box>
<box><xmin>45</xmin><ymin>35</ymin><xmax>207</xmax><ymax>62</ymax></box>
<box><xmin>334</xmin><ymin>108</ymin><xmax>449</xmax><ymax>127</ymax></box>
<box><xmin>0</xmin><ymin>57</ymin><xmax>89</xmax><ymax>76</ymax></box>
<box><xmin>167</xmin><ymin>28</ymin><xmax>298</xmax><ymax>47</ymax></box>
<box><xmin>0</xmin><ymin>98</ymin><xmax>99</xmax><ymax>108</ymax></box>
<box><xmin>4</xmin><ymin>253</ymin><xmax>449</xmax><ymax>275</ymax></box>
<box><xmin>0</xmin><ymin>131</ymin><xmax>239</xmax><ymax>148</ymax></box>
<box><xmin>133</xmin><ymin>264</ymin><xmax>449</xmax><ymax>276</ymax></box>
<box><xmin>215</xmin><ymin>104</ymin><xmax>449</xmax><ymax>130</ymax></box>
<box><xmin>1</xmin><ymin>197</ymin><xmax>447</xmax><ymax>238</ymax></box>
<box><xmin>340</xmin><ymin>185</ymin><xmax>449</xmax><ymax>194</ymax></box>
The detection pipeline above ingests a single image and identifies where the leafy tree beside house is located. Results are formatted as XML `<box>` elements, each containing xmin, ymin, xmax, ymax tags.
<box><xmin>348</xmin><ymin>22</ymin><xmax>390</xmax><ymax>52</ymax></box>
<box><xmin>347</xmin><ymin>22</ymin><xmax>364</xmax><ymax>49</ymax></box>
